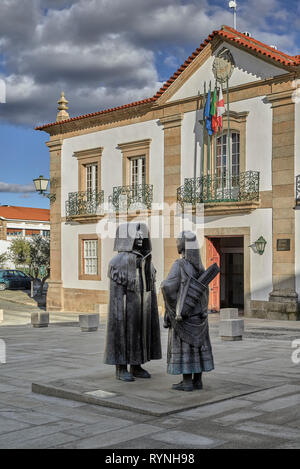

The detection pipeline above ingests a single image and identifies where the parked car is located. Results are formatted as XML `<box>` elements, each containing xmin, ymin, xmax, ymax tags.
<box><xmin>0</xmin><ymin>270</ymin><xmax>32</xmax><ymax>291</ymax></box>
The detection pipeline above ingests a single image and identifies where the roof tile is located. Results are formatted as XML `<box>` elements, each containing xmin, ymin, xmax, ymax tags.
<box><xmin>0</xmin><ymin>206</ymin><xmax>50</xmax><ymax>222</ymax></box>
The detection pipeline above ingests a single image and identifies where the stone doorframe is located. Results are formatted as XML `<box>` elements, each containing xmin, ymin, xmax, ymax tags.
<box><xmin>202</xmin><ymin>227</ymin><xmax>251</xmax><ymax>314</ymax></box>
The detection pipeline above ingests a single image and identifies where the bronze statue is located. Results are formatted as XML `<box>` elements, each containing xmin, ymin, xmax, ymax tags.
<box><xmin>161</xmin><ymin>231</ymin><xmax>217</xmax><ymax>392</ymax></box>
<box><xmin>104</xmin><ymin>222</ymin><xmax>162</xmax><ymax>381</ymax></box>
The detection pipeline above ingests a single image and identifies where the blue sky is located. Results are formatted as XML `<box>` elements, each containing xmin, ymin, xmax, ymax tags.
<box><xmin>0</xmin><ymin>0</ymin><xmax>299</xmax><ymax>209</ymax></box>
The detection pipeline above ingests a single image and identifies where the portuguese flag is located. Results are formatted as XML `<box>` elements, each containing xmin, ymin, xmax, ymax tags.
<box><xmin>217</xmin><ymin>86</ymin><xmax>225</xmax><ymax>130</ymax></box>
<box><xmin>210</xmin><ymin>88</ymin><xmax>218</xmax><ymax>133</ymax></box>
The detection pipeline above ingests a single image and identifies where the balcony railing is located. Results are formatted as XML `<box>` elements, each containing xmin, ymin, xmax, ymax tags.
<box><xmin>296</xmin><ymin>175</ymin><xmax>300</xmax><ymax>207</ymax></box>
<box><xmin>177</xmin><ymin>171</ymin><xmax>260</xmax><ymax>206</ymax></box>
<box><xmin>65</xmin><ymin>190</ymin><xmax>104</xmax><ymax>218</ymax></box>
<box><xmin>111</xmin><ymin>184</ymin><xmax>153</xmax><ymax>211</ymax></box>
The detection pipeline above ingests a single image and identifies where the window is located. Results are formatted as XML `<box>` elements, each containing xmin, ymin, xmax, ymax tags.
<box><xmin>25</xmin><ymin>229</ymin><xmax>40</xmax><ymax>236</ymax></box>
<box><xmin>216</xmin><ymin>132</ymin><xmax>240</xmax><ymax>188</ymax></box>
<box><xmin>78</xmin><ymin>234</ymin><xmax>101</xmax><ymax>281</ymax></box>
<box><xmin>86</xmin><ymin>163</ymin><xmax>98</xmax><ymax>193</ymax></box>
<box><xmin>74</xmin><ymin>147</ymin><xmax>103</xmax><ymax>193</ymax></box>
<box><xmin>118</xmin><ymin>139</ymin><xmax>151</xmax><ymax>186</ymax></box>
<box><xmin>83</xmin><ymin>240</ymin><xmax>98</xmax><ymax>275</ymax></box>
<box><xmin>42</xmin><ymin>230</ymin><xmax>50</xmax><ymax>237</ymax></box>
<box><xmin>7</xmin><ymin>229</ymin><xmax>23</xmax><ymax>237</ymax></box>
<box><xmin>130</xmin><ymin>156</ymin><xmax>145</xmax><ymax>186</ymax></box>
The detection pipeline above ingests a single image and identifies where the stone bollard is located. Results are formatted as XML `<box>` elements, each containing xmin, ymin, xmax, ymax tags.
<box><xmin>219</xmin><ymin>308</ymin><xmax>244</xmax><ymax>341</ymax></box>
<box><xmin>79</xmin><ymin>313</ymin><xmax>99</xmax><ymax>332</ymax></box>
<box><xmin>94</xmin><ymin>304</ymin><xmax>108</xmax><ymax>324</ymax></box>
<box><xmin>0</xmin><ymin>309</ymin><xmax>3</xmax><ymax>323</ymax></box>
<box><xmin>31</xmin><ymin>312</ymin><xmax>49</xmax><ymax>328</ymax></box>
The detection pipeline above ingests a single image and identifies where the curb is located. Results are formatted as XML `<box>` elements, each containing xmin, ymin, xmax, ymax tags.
<box><xmin>0</xmin><ymin>295</ymin><xmax>45</xmax><ymax>308</ymax></box>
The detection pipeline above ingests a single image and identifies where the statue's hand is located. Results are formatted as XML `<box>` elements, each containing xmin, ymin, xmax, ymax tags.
<box><xmin>175</xmin><ymin>314</ymin><xmax>183</xmax><ymax>322</ymax></box>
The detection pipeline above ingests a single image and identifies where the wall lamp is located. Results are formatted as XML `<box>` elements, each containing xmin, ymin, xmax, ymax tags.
<box><xmin>252</xmin><ymin>236</ymin><xmax>267</xmax><ymax>255</ymax></box>
<box><xmin>33</xmin><ymin>175</ymin><xmax>56</xmax><ymax>202</ymax></box>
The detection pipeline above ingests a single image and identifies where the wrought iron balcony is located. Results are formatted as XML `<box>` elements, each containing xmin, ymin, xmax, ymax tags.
<box><xmin>111</xmin><ymin>184</ymin><xmax>153</xmax><ymax>211</ymax></box>
<box><xmin>177</xmin><ymin>171</ymin><xmax>260</xmax><ymax>206</ymax></box>
<box><xmin>296</xmin><ymin>175</ymin><xmax>300</xmax><ymax>208</ymax></box>
<box><xmin>65</xmin><ymin>190</ymin><xmax>104</xmax><ymax>219</ymax></box>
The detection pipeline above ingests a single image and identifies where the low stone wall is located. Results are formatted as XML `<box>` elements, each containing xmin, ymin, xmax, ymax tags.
<box><xmin>249</xmin><ymin>300</ymin><xmax>300</xmax><ymax>321</ymax></box>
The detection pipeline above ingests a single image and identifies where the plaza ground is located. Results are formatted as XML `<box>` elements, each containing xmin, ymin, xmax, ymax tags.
<box><xmin>0</xmin><ymin>299</ymin><xmax>300</xmax><ymax>449</ymax></box>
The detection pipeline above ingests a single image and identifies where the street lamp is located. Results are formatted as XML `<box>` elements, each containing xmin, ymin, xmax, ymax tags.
<box><xmin>33</xmin><ymin>175</ymin><xmax>56</xmax><ymax>202</ymax></box>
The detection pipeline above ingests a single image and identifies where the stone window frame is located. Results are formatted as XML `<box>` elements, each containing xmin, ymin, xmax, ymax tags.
<box><xmin>117</xmin><ymin>139</ymin><xmax>151</xmax><ymax>186</ymax></box>
<box><xmin>74</xmin><ymin>147</ymin><xmax>103</xmax><ymax>193</ymax></box>
<box><xmin>78</xmin><ymin>233</ymin><xmax>101</xmax><ymax>281</ymax></box>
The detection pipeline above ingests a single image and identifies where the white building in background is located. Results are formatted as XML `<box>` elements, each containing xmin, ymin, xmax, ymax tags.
<box><xmin>36</xmin><ymin>25</ymin><xmax>300</xmax><ymax>319</ymax></box>
<box><xmin>0</xmin><ymin>205</ymin><xmax>50</xmax><ymax>268</ymax></box>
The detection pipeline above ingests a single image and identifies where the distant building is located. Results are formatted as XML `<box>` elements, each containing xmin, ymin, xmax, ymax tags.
<box><xmin>0</xmin><ymin>206</ymin><xmax>50</xmax><ymax>267</ymax></box>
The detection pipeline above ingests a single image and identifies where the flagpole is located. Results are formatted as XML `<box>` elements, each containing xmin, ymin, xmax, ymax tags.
<box><xmin>207</xmin><ymin>81</ymin><xmax>211</xmax><ymax>200</ymax></box>
<box><xmin>201</xmin><ymin>82</ymin><xmax>206</xmax><ymax>178</ymax></box>
<box><xmin>214</xmin><ymin>80</ymin><xmax>218</xmax><ymax>201</ymax></box>
<box><xmin>200</xmin><ymin>81</ymin><xmax>206</xmax><ymax>205</ymax></box>
<box><xmin>221</xmin><ymin>81</ymin><xmax>224</xmax><ymax>200</ymax></box>
<box><xmin>226</xmin><ymin>75</ymin><xmax>231</xmax><ymax>199</ymax></box>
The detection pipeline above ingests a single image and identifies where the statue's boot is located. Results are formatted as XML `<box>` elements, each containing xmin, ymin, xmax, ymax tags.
<box><xmin>193</xmin><ymin>373</ymin><xmax>203</xmax><ymax>390</ymax></box>
<box><xmin>130</xmin><ymin>365</ymin><xmax>151</xmax><ymax>379</ymax></box>
<box><xmin>115</xmin><ymin>365</ymin><xmax>135</xmax><ymax>382</ymax></box>
<box><xmin>172</xmin><ymin>374</ymin><xmax>193</xmax><ymax>392</ymax></box>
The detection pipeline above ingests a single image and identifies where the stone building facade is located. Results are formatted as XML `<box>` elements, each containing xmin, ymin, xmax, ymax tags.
<box><xmin>36</xmin><ymin>26</ymin><xmax>300</xmax><ymax>319</ymax></box>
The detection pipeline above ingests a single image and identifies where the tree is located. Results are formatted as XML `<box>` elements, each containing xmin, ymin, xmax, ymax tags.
<box><xmin>8</xmin><ymin>237</ymin><xmax>31</xmax><ymax>269</ymax></box>
<box><xmin>8</xmin><ymin>236</ymin><xmax>50</xmax><ymax>296</ymax></box>
<box><xmin>29</xmin><ymin>235</ymin><xmax>50</xmax><ymax>296</ymax></box>
<box><xmin>0</xmin><ymin>252</ymin><xmax>7</xmax><ymax>268</ymax></box>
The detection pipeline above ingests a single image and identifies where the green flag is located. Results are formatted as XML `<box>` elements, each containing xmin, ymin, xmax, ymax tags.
<box><xmin>210</xmin><ymin>88</ymin><xmax>217</xmax><ymax>117</ymax></box>
<box><xmin>210</xmin><ymin>88</ymin><xmax>218</xmax><ymax>133</ymax></box>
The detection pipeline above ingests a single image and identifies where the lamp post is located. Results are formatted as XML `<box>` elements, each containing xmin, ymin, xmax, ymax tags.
<box><xmin>33</xmin><ymin>175</ymin><xmax>56</xmax><ymax>202</ymax></box>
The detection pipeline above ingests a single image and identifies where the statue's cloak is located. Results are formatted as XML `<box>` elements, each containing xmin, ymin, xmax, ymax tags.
<box><xmin>161</xmin><ymin>231</ymin><xmax>214</xmax><ymax>375</ymax></box>
<box><xmin>103</xmin><ymin>223</ymin><xmax>162</xmax><ymax>365</ymax></box>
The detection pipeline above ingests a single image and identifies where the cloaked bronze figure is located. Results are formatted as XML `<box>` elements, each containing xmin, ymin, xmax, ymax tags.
<box><xmin>161</xmin><ymin>231</ymin><xmax>217</xmax><ymax>392</ymax></box>
<box><xmin>104</xmin><ymin>222</ymin><xmax>162</xmax><ymax>382</ymax></box>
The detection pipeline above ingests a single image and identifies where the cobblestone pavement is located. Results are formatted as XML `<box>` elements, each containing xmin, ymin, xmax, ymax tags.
<box><xmin>0</xmin><ymin>308</ymin><xmax>300</xmax><ymax>449</ymax></box>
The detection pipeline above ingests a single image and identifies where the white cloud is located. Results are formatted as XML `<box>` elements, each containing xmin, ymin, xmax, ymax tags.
<box><xmin>0</xmin><ymin>182</ymin><xmax>35</xmax><ymax>193</ymax></box>
<box><xmin>0</xmin><ymin>0</ymin><xmax>298</xmax><ymax>127</ymax></box>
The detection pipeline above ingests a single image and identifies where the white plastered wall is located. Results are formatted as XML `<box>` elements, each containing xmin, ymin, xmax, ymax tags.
<box><xmin>62</xmin><ymin>219</ymin><xmax>164</xmax><ymax>292</ymax></box>
<box><xmin>61</xmin><ymin>119</ymin><xmax>164</xmax><ymax>291</ymax></box>
<box><xmin>295</xmin><ymin>100</ymin><xmax>300</xmax><ymax>297</ymax></box>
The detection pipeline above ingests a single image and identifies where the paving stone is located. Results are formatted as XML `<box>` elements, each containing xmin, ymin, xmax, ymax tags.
<box><xmin>234</xmin><ymin>422</ymin><xmax>300</xmax><ymax>440</ymax></box>
<box><xmin>17</xmin><ymin>432</ymin><xmax>80</xmax><ymax>449</ymax></box>
<box><xmin>254</xmin><ymin>393</ymin><xmax>300</xmax><ymax>412</ymax></box>
<box><xmin>0</xmin><ymin>420</ymin><xmax>84</xmax><ymax>448</ymax></box>
<box><xmin>213</xmin><ymin>410</ymin><xmax>263</xmax><ymax>426</ymax></box>
<box><xmin>0</xmin><ymin>415</ymin><xmax>31</xmax><ymax>434</ymax></box>
<box><xmin>243</xmin><ymin>385</ymin><xmax>300</xmax><ymax>402</ymax></box>
<box><xmin>178</xmin><ymin>399</ymin><xmax>252</xmax><ymax>420</ymax></box>
<box><xmin>58</xmin><ymin>423</ymin><xmax>163</xmax><ymax>449</ymax></box>
<box><xmin>150</xmin><ymin>430</ymin><xmax>223</xmax><ymax>448</ymax></box>
<box><xmin>0</xmin><ymin>409</ymin><xmax>63</xmax><ymax>426</ymax></box>
<box><xmin>64</xmin><ymin>416</ymin><xmax>133</xmax><ymax>438</ymax></box>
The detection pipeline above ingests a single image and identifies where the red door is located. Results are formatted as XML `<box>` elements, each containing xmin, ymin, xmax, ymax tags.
<box><xmin>206</xmin><ymin>237</ymin><xmax>220</xmax><ymax>312</ymax></box>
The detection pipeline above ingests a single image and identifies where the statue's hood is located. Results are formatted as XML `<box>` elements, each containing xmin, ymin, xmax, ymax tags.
<box><xmin>114</xmin><ymin>222</ymin><xmax>152</xmax><ymax>255</ymax></box>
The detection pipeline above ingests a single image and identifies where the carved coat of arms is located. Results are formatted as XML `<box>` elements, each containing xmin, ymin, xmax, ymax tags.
<box><xmin>212</xmin><ymin>48</ymin><xmax>235</xmax><ymax>83</ymax></box>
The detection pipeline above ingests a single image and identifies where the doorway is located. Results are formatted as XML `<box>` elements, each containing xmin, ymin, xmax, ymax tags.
<box><xmin>206</xmin><ymin>236</ymin><xmax>244</xmax><ymax>312</ymax></box>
